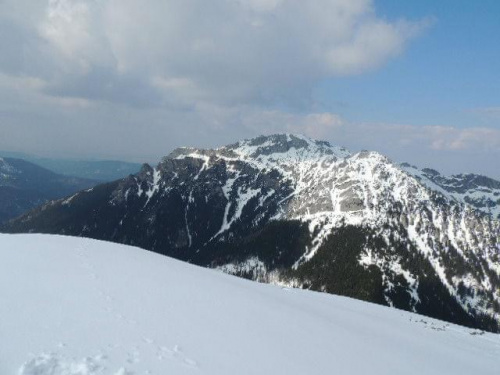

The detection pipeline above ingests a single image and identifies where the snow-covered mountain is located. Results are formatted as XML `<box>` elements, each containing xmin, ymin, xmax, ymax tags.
<box><xmin>3</xmin><ymin>134</ymin><xmax>500</xmax><ymax>332</ymax></box>
<box><xmin>1</xmin><ymin>234</ymin><xmax>498</xmax><ymax>375</ymax></box>
<box><xmin>402</xmin><ymin>164</ymin><xmax>500</xmax><ymax>219</ymax></box>
<box><xmin>0</xmin><ymin>157</ymin><xmax>97</xmax><ymax>223</ymax></box>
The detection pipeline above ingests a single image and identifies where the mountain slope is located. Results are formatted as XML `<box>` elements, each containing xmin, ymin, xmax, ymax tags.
<box><xmin>1</xmin><ymin>234</ymin><xmax>499</xmax><ymax>375</ymax></box>
<box><xmin>402</xmin><ymin>163</ymin><xmax>500</xmax><ymax>219</ymax></box>
<box><xmin>3</xmin><ymin>134</ymin><xmax>500</xmax><ymax>332</ymax></box>
<box><xmin>0</xmin><ymin>157</ymin><xmax>97</xmax><ymax>223</ymax></box>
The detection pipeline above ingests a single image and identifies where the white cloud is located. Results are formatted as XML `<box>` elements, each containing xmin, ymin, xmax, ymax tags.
<box><xmin>425</xmin><ymin>126</ymin><xmax>500</xmax><ymax>151</ymax></box>
<box><xmin>333</xmin><ymin>122</ymin><xmax>500</xmax><ymax>152</ymax></box>
<box><xmin>0</xmin><ymin>0</ymin><xmax>430</xmax><ymax>107</ymax></box>
<box><xmin>0</xmin><ymin>0</ymin><xmax>435</xmax><ymax>162</ymax></box>
<box><xmin>40</xmin><ymin>0</ymin><xmax>113</xmax><ymax>70</ymax></box>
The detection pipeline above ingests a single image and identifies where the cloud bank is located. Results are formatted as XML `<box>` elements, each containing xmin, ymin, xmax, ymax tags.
<box><xmin>1</xmin><ymin>0</ymin><xmax>431</xmax><ymax>107</ymax></box>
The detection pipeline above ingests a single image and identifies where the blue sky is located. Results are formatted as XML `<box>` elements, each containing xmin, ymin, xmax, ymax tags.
<box><xmin>0</xmin><ymin>0</ymin><xmax>498</xmax><ymax>177</ymax></box>
<box><xmin>317</xmin><ymin>0</ymin><xmax>500</xmax><ymax>128</ymax></box>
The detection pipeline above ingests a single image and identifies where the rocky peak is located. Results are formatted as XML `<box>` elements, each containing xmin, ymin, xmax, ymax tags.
<box><xmin>137</xmin><ymin>163</ymin><xmax>154</xmax><ymax>178</ymax></box>
<box><xmin>166</xmin><ymin>134</ymin><xmax>351</xmax><ymax>166</ymax></box>
<box><xmin>227</xmin><ymin>133</ymin><xmax>351</xmax><ymax>160</ymax></box>
<box><xmin>421</xmin><ymin>168</ymin><xmax>441</xmax><ymax>177</ymax></box>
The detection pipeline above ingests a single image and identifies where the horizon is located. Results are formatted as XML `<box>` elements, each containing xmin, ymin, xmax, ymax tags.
<box><xmin>1</xmin><ymin>131</ymin><xmax>500</xmax><ymax>179</ymax></box>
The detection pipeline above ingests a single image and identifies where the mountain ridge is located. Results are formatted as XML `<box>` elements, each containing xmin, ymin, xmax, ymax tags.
<box><xmin>0</xmin><ymin>151</ymin><xmax>142</xmax><ymax>181</ymax></box>
<box><xmin>0</xmin><ymin>157</ymin><xmax>98</xmax><ymax>224</ymax></box>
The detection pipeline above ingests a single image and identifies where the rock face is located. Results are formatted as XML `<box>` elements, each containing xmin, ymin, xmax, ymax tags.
<box><xmin>0</xmin><ymin>157</ymin><xmax>97</xmax><ymax>224</ymax></box>
<box><xmin>402</xmin><ymin>164</ymin><xmax>500</xmax><ymax>220</ymax></box>
<box><xmin>3</xmin><ymin>134</ymin><xmax>500</xmax><ymax>332</ymax></box>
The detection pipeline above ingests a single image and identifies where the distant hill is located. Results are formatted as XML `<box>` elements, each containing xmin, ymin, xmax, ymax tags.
<box><xmin>0</xmin><ymin>151</ymin><xmax>142</xmax><ymax>181</ymax></box>
<box><xmin>31</xmin><ymin>159</ymin><xmax>142</xmax><ymax>181</ymax></box>
<box><xmin>0</xmin><ymin>157</ymin><xmax>98</xmax><ymax>224</ymax></box>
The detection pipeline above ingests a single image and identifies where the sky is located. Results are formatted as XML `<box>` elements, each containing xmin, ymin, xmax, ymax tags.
<box><xmin>0</xmin><ymin>0</ymin><xmax>499</xmax><ymax>178</ymax></box>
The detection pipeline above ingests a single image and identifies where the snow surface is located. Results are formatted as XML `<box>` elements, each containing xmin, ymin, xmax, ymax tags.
<box><xmin>1</xmin><ymin>234</ymin><xmax>499</xmax><ymax>375</ymax></box>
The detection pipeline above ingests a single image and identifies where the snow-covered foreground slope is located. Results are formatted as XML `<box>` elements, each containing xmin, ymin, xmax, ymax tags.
<box><xmin>1</xmin><ymin>235</ymin><xmax>499</xmax><ymax>375</ymax></box>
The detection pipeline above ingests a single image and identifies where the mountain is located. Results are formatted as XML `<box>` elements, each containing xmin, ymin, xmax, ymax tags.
<box><xmin>0</xmin><ymin>157</ymin><xmax>97</xmax><ymax>223</ymax></box>
<box><xmin>1</xmin><ymin>234</ymin><xmax>498</xmax><ymax>375</ymax></box>
<box><xmin>29</xmin><ymin>159</ymin><xmax>142</xmax><ymax>181</ymax></box>
<box><xmin>3</xmin><ymin>134</ymin><xmax>500</xmax><ymax>332</ymax></box>
<box><xmin>0</xmin><ymin>151</ymin><xmax>142</xmax><ymax>181</ymax></box>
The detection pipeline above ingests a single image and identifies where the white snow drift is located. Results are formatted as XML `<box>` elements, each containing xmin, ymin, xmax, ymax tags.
<box><xmin>0</xmin><ymin>234</ymin><xmax>498</xmax><ymax>375</ymax></box>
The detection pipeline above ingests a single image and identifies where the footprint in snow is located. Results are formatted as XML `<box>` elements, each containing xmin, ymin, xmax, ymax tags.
<box><xmin>157</xmin><ymin>346</ymin><xmax>174</xmax><ymax>360</ymax></box>
<box><xmin>172</xmin><ymin>345</ymin><xmax>198</xmax><ymax>368</ymax></box>
<box><xmin>126</xmin><ymin>350</ymin><xmax>140</xmax><ymax>364</ymax></box>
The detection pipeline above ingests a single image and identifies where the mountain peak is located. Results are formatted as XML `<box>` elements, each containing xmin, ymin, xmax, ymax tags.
<box><xmin>351</xmin><ymin>149</ymin><xmax>391</xmax><ymax>164</ymax></box>
<box><xmin>227</xmin><ymin>133</ymin><xmax>351</xmax><ymax>160</ymax></box>
<box><xmin>167</xmin><ymin>134</ymin><xmax>351</xmax><ymax>163</ymax></box>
